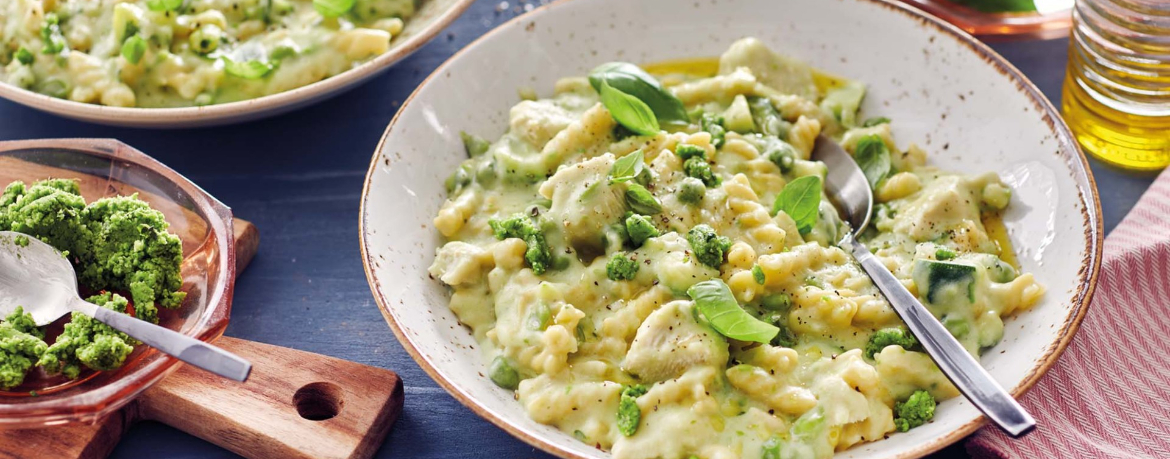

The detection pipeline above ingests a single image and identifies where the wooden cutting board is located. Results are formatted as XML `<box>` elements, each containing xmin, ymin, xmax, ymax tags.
<box><xmin>0</xmin><ymin>219</ymin><xmax>405</xmax><ymax>459</ymax></box>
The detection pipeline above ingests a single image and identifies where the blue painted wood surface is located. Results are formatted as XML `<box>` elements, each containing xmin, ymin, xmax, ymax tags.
<box><xmin>0</xmin><ymin>1</ymin><xmax>1154</xmax><ymax>457</ymax></box>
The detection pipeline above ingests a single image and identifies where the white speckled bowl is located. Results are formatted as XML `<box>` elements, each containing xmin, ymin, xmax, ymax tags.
<box><xmin>0</xmin><ymin>0</ymin><xmax>473</xmax><ymax>128</ymax></box>
<box><xmin>359</xmin><ymin>0</ymin><xmax>1102</xmax><ymax>457</ymax></box>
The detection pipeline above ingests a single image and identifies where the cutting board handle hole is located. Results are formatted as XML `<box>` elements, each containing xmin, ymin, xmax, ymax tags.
<box><xmin>293</xmin><ymin>382</ymin><xmax>344</xmax><ymax>421</ymax></box>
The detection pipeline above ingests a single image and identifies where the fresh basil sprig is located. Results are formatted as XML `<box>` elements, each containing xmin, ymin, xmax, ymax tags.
<box><xmin>773</xmin><ymin>175</ymin><xmax>822</xmax><ymax>235</ymax></box>
<box><xmin>625</xmin><ymin>183</ymin><xmax>662</xmax><ymax>215</ymax></box>
<box><xmin>687</xmin><ymin>279</ymin><xmax>779</xmax><ymax>344</ymax></box>
<box><xmin>609</xmin><ymin>150</ymin><xmax>645</xmax><ymax>184</ymax></box>
<box><xmin>854</xmin><ymin>135</ymin><xmax>892</xmax><ymax>190</ymax></box>
<box><xmin>589</xmin><ymin>62</ymin><xmax>688</xmax><ymax>124</ymax></box>
<box><xmin>598</xmin><ymin>81</ymin><xmax>659</xmax><ymax>136</ymax></box>
<box><xmin>314</xmin><ymin>0</ymin><xmax>355</xmax><ymax>17</ymax></box>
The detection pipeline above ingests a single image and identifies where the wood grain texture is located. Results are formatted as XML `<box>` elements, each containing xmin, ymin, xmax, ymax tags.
<box><xmin>137</xmin><ymin>336</ymin><xmax>404</xmax><ymax>459</ymax></box>
<box><xmin>0</xmin><ymin>216</ymin><xmax>403</xmax><ymax>459</ymax></box>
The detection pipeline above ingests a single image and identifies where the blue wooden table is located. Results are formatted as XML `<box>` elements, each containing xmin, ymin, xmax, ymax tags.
<box><xmin>0</xmin><ymin>0</ymin><xmax>1157</xmax><ymax>457</ymax></box>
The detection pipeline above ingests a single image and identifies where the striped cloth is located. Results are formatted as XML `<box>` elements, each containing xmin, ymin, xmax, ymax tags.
<box><xmin>967</xmin><ymin>168</ymin><xmax>1170</xmax><ymax>459</ymax></box>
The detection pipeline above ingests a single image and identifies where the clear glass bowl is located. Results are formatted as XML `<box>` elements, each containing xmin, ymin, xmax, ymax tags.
<box><xmin>0</xmin><ymin>139</ymin><xmax>236</xmax><ymax>427</ymax></box>
<box><xmin>899</xmin><ymin>0</ymin><xmax>1073</xmax><ymax>39</ymax></box>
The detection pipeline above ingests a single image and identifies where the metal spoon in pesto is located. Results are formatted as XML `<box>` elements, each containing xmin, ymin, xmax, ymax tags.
<box><xmin>812</xmin><ymin>136</ymin><xmax>1034</xmax><ymax>437</ymax></box>
<box><xmin>0</xmin><ymin>231</ymin><xmax>251</xmax><ymax>382</ymax></box>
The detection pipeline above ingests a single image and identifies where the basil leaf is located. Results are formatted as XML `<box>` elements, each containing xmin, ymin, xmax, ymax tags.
<box><xmin>222</xmin><ymin>58</ymin><xmax>274</xmax><ymax>79</ymax></box>
<box><xmin>313</xmin><ymin>0</ymin><xmax>355</xmax><ymax>17</ymax></box>
<box><xmin>599</xmin><ymin>81</ymin><xmax>659</xmax><ymax>136</ymax></box>
<box><xmin>609</xmin><ymin>150</ymin><xmax>644</xmax><ymax>184</ymax></box>
<box><xmin>687</xmin><ymin>279</ymin><xmax>779</xmax><ymax>344</ymax></box>
<box><xmin>146</xmin><ymin>0</ymin><xmax>184</xmax><ymax>11</ymax></box>
<box><xmin>625</xmin><ymin>183</ymin><xmax>662</xmax><ymax>215</ymax></box>
<box><xmin>589</xmin><ymin>62</ymin><xmax>688</xmax><ymax>124</ymax></box>
<box><xmin>773</xmin><ymin>175</ymin><xmax>822</xmax><ymax>235</ymax></box>
<box><xmin>854</xmin><ymin>135</ymin><xmax>891</xmax><ymax>190</ymax></box>
<box><xmin>121</xmin><ymin>35</ymin><xmax>147</xmax><ymax>65</ymax></box>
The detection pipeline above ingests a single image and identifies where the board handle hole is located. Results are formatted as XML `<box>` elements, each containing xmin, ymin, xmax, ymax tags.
<box><xmin>293</xmin><ymin>382</ymin><xmax>344</xmax><ymax>421</ymax></box>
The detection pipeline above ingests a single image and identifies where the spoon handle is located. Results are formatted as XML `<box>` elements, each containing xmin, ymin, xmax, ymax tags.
<box><xmin>843</xmin><ymin>235</ymin><xmax>1035</xmax><ymax>437</ymax></box>
<box><xmin>70</xmin><ymin>298</ymin><xmax>252</xmax><ymax>382</ymax></box>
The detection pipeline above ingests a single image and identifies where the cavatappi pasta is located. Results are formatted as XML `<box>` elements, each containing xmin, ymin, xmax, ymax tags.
<box><xmin>429</xmin><ymin>38</ymin><xmax>1044</xmax><ymax>459</ymax></box>
<box><xmin>0</xmin><ymin>0</ymin><xmax>414</xmax><ymax>107</ymax></box>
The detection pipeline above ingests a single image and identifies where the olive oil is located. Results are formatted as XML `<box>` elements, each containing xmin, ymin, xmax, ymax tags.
<box><xmin>1060</xmin><ymin>0</ymin><xmax>1170</xmax><ymax>171</ymax></box>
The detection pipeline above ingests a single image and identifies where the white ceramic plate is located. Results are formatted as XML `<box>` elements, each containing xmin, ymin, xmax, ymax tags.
<box><xmin>0</xmin><ymin>0</ymin><xmax>473</xmax><ymax>128</ymax></box>
<box><xmin>360</xmin><ymin>0</ymin><xmax>1102</xmax><ymax>457</ymax></box>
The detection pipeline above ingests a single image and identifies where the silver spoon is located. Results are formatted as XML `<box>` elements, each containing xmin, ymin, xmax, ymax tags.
<box><xmin>813</xmin><ymin>137</ymin><xmax>1035</xmax><ymax>437</ymax></box>
<box><xmin>0</xmin><ymin>231</ymin><xmax>251</xmax><ymax>382</ymax></box>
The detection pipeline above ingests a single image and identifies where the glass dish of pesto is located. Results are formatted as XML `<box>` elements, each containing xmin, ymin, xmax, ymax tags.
<box><xmin>0</xmin><ymin>178</ymin><xmax>184</xmax><ymax>391</ymax></box>
<box><xmin>427</xmin><ymin>38</ymin><xmax>1046</xmax><ymax>459</ymax></box>
<box><xmin>0</xmin><ymin>0</ymin><xmax>415</xmax><ymax>108</ymax></box>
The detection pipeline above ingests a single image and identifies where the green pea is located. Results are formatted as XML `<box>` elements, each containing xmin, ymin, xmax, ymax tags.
<box><xmin>761</xmin><ymin>293</ymin><xmax>791</xmax><ymax>311</ymax></box>
<box><xmin>527</xmin><ymin>304</ymin><xmax>551</xmax><ymax>331</ymax></box>
<box><xmin>189</xmin><ymin>24</ymin><xmax>222</xmax><ymax>55</ymax></box>
<box><xmin>488</xmin><ymin>356</ymin><xmax>520</xmax><ymax>390</ymax></box>
<box><xmin>942</xmin><ymin>315</ymin><xmax>969</xmax><ymax>339</ymax></box>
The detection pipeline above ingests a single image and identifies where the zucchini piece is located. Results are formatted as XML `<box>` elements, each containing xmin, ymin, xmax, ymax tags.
<box><xmin>913</xmin><ymin>259</ymin><xmax>976</xmax><ymax>304</ymax></box>
<box><xmin>722</xmin><ymin>94</ymin><xmax>756</xmax><ymax>133</ymax></box>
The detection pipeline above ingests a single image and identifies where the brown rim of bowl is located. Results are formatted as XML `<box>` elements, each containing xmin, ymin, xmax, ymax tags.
<box><xmin>0</xmin><ymin>0</ymin><xmax>475</xmax><ymax>126</ymax></box>
<box><xmin>358</xmin><ymin>0</ymin><xmax>1104</xmax><ymax>457</ymax></box>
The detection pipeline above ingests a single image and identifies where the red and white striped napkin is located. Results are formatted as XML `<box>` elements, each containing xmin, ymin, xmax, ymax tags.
<box><xmin>968</xmin><ymin>168</ymin><xmax>1170</xmax><ymax>459</ymax></box>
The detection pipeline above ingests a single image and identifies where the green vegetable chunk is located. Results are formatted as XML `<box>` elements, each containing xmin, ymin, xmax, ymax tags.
<box><xmin>854</xmin><ymin>135</ymin><xmax>891</xmax><ymax>191</ymax></box>
<box><xmin>894</xmin><ymin>390</ymin><xmax>937</xmax><ymax>432</ymax></box>
<box><xmin>862</xmin><ymin>117</ymin><xmax>891</xmax><ymax>127</ymax></box>
<box><xmin>121</xmin><ymin>35</ymin><xmax>147</xmax><ymax>64</ymax></box>
<box><xmin>624</xmin><ymin>183</ymin><xmax>662</xmax><ymax>215</ymax></box>
<box><xmin>952</xmin><ymin>0</ymin><xmax>1037</xmax><ymax>13</ymax></box>
<box><xmin>189</xmin><ymin>25</ymin><xmax>222</xmax><ymax>55</ymax></box>
<box><xmin>222</xmin><ymin>58</ymin><xmax>275</xmax><ymax>79</ymax></box>
<box><xmin>14</xmin><ymin>48</ymin><xmax>33</xmax><ymax>65</ymax></box>
<box><xmin>700</xmin><ymin>113</ymin><xmax>727</xmax><ymax>149</ymax></box>
<box><xmin>606</xmin><ymin>253</ymin><xmax>640</xmax><ymax>281</ymax></box>
<box><xmin>624</xmin><ymin>213</ymin><xmax>659</xmax><ymax>247</ymax></box>
<box><xmin>747</xmin><ymin>96</ymin><xmax>791</xmax><ymax>139</ymax></box>
<box><xmin>588</xmin><ymin>62</ymin><xmax>688</xmax><ymax>124</ymax></box>
<box><xmin>683</xmin><ymin>157</ymin><xmax>720</xmax><ymax>187</ymax></box>
<box><xmin>39</xmin><ymin>293</ymin><xmax>139</xmax><ymax>379</ymax></box>
<box><xmin>865</xmin><ymin>327</ymin><xmax>918</xmax><ymax>359</ymax></box>
<box><xmin>748</xmin><ymin>135</ymin><xmax>797</xmax><ymax>173</ymax></box>
<box><xmin>314</xmin><ymin>0</ymin><xmax>356</xmax><ymax>17</ymax></box>
<box><xmin>617</xmin><ymin>384</ymin><xmax>648</xmax><ymax>436</ymax></box>
<box><xmin>488</xmin><ymin>356</ymin><xmax>520</xmax><ymax>390</ymax></box>
<box><xmin>489</xmin><ymin>213</ymin><xmax>552</xmax><ymax>275</ymax></box>
<box><xmin>935</xmin><ymin>247</ymin><xmax>957</xmax><ymax>261</ymax></box>
<box><xmin>460</xmin><ymin>131</ymin><xmax>491</xmax><ymax>157</ymax></box>
<box><xmin>687</xmin><ymin>279</ymin><xmax>779</xmax><ymax>344</ymax></box>
<box><xmin>751</xmin><ymin>265</ymin><xmax>766</xmax><ymax>285</ymax></box>
<box><xmin>41</xmin><ymin>14</ymin><xmax>67</xmax><ymax>55</ymax></box>
<box><xmin>146</xmin><ymin>0</ymin><xmax>184</xmax><ymax>11</ymax></box>
<box><xmin>0</xmin><ymin>307</ymin><xmax>48</xmax><ymax>390</ymax></box>
<box><xmin>79</xmin><ymin>195</ymin><xmax>187</xmax><ymax>324</ymax></box>
<box><xmin>912</xmin><ymin>259</ymin><xmax>977</xmax><ymax>305</ymax></box>
<box><xmin>677</xmin><ymin>177</ymin><xmax>706</xmax><ymax>204</ymax></box>
<box><xmin>820</xmin><ymin>81</ymin><xmax>866</xmax><ymax>128</ymax></box>
<box><xmin>674</xmin><ymin>144</ymin><xmax>706</xmax><ymax>161</ymax></box>
<box><xmin>772</xmin><ymin>175</ymin><xmax>822</xmax><ymax>235</ymax></box>
<box><xmin>686</xmin><ymin>224</ymin><xmax>731</xmax><ymax>269</ymax></box>
<box><xmin>598</xmin><ymin>81</ymin><xmax>660</xmax><ymax>136</ymax></box>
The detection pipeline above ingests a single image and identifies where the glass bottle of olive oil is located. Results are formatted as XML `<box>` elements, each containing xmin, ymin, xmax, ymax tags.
<box><xmin>1061</xmin><ymin>0</ymin><xmax>1170</xmax><ymax>171</ymax></box>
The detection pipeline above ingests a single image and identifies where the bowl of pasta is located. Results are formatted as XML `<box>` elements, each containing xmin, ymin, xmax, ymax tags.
<box><xmin>359</xmin><ymin>0</ymin><xmax>1102</xmax><ymax>458</ymax></box>
<box><xmin>0</xmin><ymin>0</ymin><xmax>473</xmax><ymax>128</ymax></box>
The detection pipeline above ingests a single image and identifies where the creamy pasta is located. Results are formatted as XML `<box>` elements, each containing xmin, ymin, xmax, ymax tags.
<box><xmin>429</xmin><ymin>38</ymin><xmax>1043</xmax><ymax>459</ymax></box>
<box><xmin>0</xmin><ymin>0</ymin><xmax>413</xmax><ymax>107</ymax></box>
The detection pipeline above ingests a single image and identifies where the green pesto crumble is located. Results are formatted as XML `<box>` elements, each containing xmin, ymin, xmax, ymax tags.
<box><xmin>0</xmin><ymin>179</ymin><xmax>186</xmax><ymax>388</ymax></box>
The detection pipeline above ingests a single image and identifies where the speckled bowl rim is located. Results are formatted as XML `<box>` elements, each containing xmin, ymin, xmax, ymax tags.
<box><xmin>358</xmin><ymin>0</ymin><xmax>1104</xmax><ymax>457</ymax></box>
<box><xmin>0</xmin><ymin>0</ymin><xmax>474</xmax><ymax>128</ymax></box>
